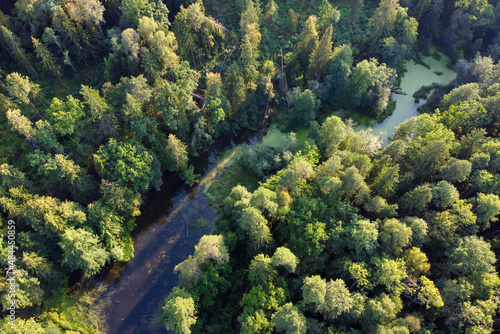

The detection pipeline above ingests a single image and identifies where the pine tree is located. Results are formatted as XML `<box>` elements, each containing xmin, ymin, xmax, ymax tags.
<box><xmin>0</xmin><ymin>25</ymin><xmax>38</xmax><ymax>76</ymax></box>
<box><xmin>32</xmin><ymin>37</ymin><xmax>61</xmax><ymax>78</ymax></box>
<box><xmin>165</xmin><ymin>134</ymin><xmax>188</xmax><ymax>172</ymax></box>
<box><xmin>368</xmin><ymin>0</ymin><xmax>400</xmax><ymax>45</ymax></box>
<box><xmin>309</xmin><ymin>25</ymin><xmax>334</xmax><ymax>81</ymax></box>
<box><xmin>296</xmin><ymin>16</ymin><xmax>318</xmax><ymax>70</ymax></box>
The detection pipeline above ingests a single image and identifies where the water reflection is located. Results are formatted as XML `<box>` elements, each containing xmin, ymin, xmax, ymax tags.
<box><xmin>97</xmin><ymin>130</ymin><xmax>257</xmax><ymax>334</ymax></box>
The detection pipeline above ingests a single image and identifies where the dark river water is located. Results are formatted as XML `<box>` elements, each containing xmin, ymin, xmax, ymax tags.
<box><xmin>96</xmin><ymin>130</ymin><xmax>258</xmax><ymax>334</ymax></box>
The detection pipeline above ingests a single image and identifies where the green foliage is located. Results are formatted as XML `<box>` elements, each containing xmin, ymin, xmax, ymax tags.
<box><xmin>249</xmin><ymin>254</ymin><xmax>274</xmax><ymax>286</ymax></box>
<box><xmin>174</xmin><ymin>235</ymin><xmax>229</xmax><ymax>289</ymax></box>
<box><xmin>316</xmin><ymin>116</ymin><xmax>346</xmax><ymax>157</ymax></box>
<box><xmin>375</xmin><ymin>258</ymin><xmax>407</xmax><ymax>295</ymax></box>
<box><xmin>94</xmin><ymin>138</ymin><xmax>156</xmax><ymax>192</ymax></box>
<box><xmin>448</xmin><ymin>236</ymin><xmax>496</xmax><ymax>276</ymax></box>
<box><xmin>58</xmin><ymin>228</ymin><xmax>108</xmax><ymax>276</ymax></box>
<box><xmin>289</xmin><ymin>89</ymin><xmax>319</xmax><ymax>129</ymax></box>
<box><xmin>2</xmin><ymin>0</ymin><xmax>500</xmax><ymax>332</ymax></box>
<box><xmin>165</xmin><ymin>134</ymin><xmax>189</xmax><ymax>172</ymax></box>
<box><xmin>379</xmin><ymin>218</ymin><xmax>412</xmax><ymax>256</ymax></box>
<box><xmin>273</xmin><ymin>302</ymin><xmax>306</xmax><ymax>334</ymax></box>
<box><xmin>162</xmin><ymin>287</ymin><xmax>196</xmax><ymax>334</ymax></box>
<box><xmin>272</xmin><ymin>247</ymin><xmax>298</xmax><ymax>273</ymax></box>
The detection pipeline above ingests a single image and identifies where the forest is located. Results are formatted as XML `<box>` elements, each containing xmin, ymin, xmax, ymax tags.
<box><xmin>0</xmin><ymin>0</ymin><xmax>499</xmax><ymax>333</ymax></box>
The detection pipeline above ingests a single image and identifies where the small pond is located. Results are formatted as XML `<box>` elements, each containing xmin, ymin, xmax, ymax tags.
<box><xmin>372</xmin><ymin>51</ymin><xmax>456</xmax><ymax>142</ymax></box>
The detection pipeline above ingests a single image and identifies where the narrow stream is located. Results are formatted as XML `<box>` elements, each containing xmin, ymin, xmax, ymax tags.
<box><xmin>97</xmin><ymin>130</ymin><xmax>258</xmax><ymax>334</ymax></box>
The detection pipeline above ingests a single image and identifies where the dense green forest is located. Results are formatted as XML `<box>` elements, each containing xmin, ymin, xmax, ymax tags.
<box><xmin>0</xmin><ymin>0</ymin><xmax>499</xmax><ymax>333</ymax></box>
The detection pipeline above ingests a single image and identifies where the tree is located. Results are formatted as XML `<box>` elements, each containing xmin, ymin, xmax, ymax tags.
<box><xmin>289</xmin><ymin>89</ymin><xmax>319</xmax><ymax>128</ymax></box>
<box><xmin>240</xmin><ymin>310</ymin><xmax>273</xmax><ymax>334</ymax></box>
<box><xmin>317</xmin><ymin>0</ymin><xmax>340</xmax><ymax>33</ymax></box>
<box><xmin>403</xmin><ymin>247</ymin><xmax>430</xmax><ymax>276</ymax></box>
<box><xmin>80</xmin><ymin>85</ymin><xmax>109</xmax><ymax>121</ymax></box>
<box><xmin>455</xmin><ymin>0</ymin><xmax>494</xmax><ymax>26</ymax></box>
<box><xmin>376</xmin><ymin>258</ymin><xmax>407</xmax><ymax>295</ymax></box>
<box><xmin>380</xmin><ymin>218</ymin><xmax>412</xmax><ymax>256</ymax></box>
<box><xmin>0</xmin><ymin>318</ymin><xmax>45</xmax><ymax>334</ymax></box>
<box><xmin>22</xmin><ymin>195</ymin><xmax>86</xmax><ymax>236</ymax></box>
<box><xmin>309</xmin><ymin>25</ymin><xmax>334</xmax><ymax>81</ymax></box>
<box><xmin>449</xmin><ymin>236</ymin><xmax>496</xmax><ymax>276</ymax></box>
<box><xmin>399</xmin><ymin>184</ymin><xmax>433</xmax><ymax>216</ymax></box>
<box><xmin>439</xmin><ymin>158</ymin><xmax>471</xmax><ymax>183</ymax></box>
<box><xmin>5</xmin><ymin>72</ymin><xmax>42</xmax><ymax>116</ymax></box>
<box><xmin>87</xmin><ymin>201</ymin><xmax>124</xmax><ymax>248</ymax></box>
<box><xmin>6</xmin><ymin>109</ymin><xmax>36</xmax><ymax>140</ymax></box>
<box><xmin>322</xmin><ymin>44</ymin><xmax>353</xmax><ymax>105</ymax></box>
<box><xmin>162</xmin><ymin>287</ymin><xmax>196</xmax><ymax>334</ymax></box>
<box><xmin>0</xmin><ymin>269</ymin><xmax>44</xmax><ymax>310</ymax></box>
<box><xmin>363</xmin><ymin>293</ymin><xmax>402</xmax><ymax>328</ymax></box>
<box><xmin>272</xmin><ymin>247</ymin><xmax>298</xmax><ymax>273</ymax></box>
<box><xmin>205</xmin><ymin>72</ymin><xmax>229</xmax><ymax>127</ymax></box>
<box><xmin>349</xmin><ymin>262</ymin><xmax>373</xmax><ymax>290</ymax></box>
<box><xmin>31</xmin><ymin>37</ymin><xmax>61</xmax><ymax>78</ymax></box>
<box><xmin>154</xmin><ymin>62</ymin><xmax>199</xmax><ymax>135</ymax></box>
<box><xmin>68</xmin><ymin>0</ymin><xmax>105</xmax><ymax>32</ymax></box>
<box><xmin>440</xmin><ymin>83</ymin><xmax>481</xmax><ymax>110</ymax></box>
<box><xmin>238</xmin><ymin>207</ymin><xmax>268</xmax><ymax>233</ymax></box>
<box><xmin>249</xmin><ymin>254</ymin><xmax>274</xmax><ymax>285</ymax></box>
<box><xmin>165</xmin><ymin>134</ymin><xmax>188</xmax><ymax>172</ymax></box>
<box><xmin>173</xmin><ymin>2</ymin><xmax>223</xmax><ymax>68</ymax></box>
<box><xmin>439</xmin><ymin>101</ymin><xmax>490</xmax><ymax>134</ymax></box>
<box><xmin>474</xmin><ymin>193</ymin><xmax>500</xmax><ymax>229</ymax></box>
<box><xmin>346</xmin><ymin>59</ymin><xmax>395</xmax><ymax>116</ymax></box>
<box><xmin>302</xmin><ymin>275</ymin><xmax>326</xmax><ymax>306</ymax></box>
<box><xmin>431</xmin><ymin>181</ymin><xmax>459</xmax><ymax>209</ymax></box>
<box><xmin>316</xmin><ymin>116</ymin><xmax>346</xmax><ymax>157</ymax></box>
<box><xmin>263</xmin><ymin>0</ymin><xmax>278</xmax><ymax>24</ymax></box>
<box><xmin>0</xmin><ymin>26</ymin><xmax>38</xmax><ymax>76</ymax></box>
<box><xmin>120</xmin><ymin>0</ymin><xmax>148</xmax><ymax>27</ymax></box>
<box><xmin>289</xmin><ymin>221</ymin><xmax>327</xmax><ymax>259</ymax></box>
<box><xmin>340</xmin><ymin>166</ymin><xmax>365</xmax><ymax>200</ymax></box>
<box><xmin>193</xmin><ymin>235</ymin><xmax>229</xmax><ymax>265</ymax></box>
<box><xmin>319</xmin><ymin>279</ymin><xmax>354</xmax><ymax>320</ymax></box>
<box><xmin>273</xmin><ymin>303</ymin><xmax>307</xmax><ymax>334</ymax></box>
<box><xmin>99</xmin><ymin>180</ymin><xmax>142</xmax><ymax>217</ymax></box>
<box><xmin>46</xmin><ymin>96</ymin><xmax>84</xmax><ymax>136</ymax></box>
<box><xmin>349</xmin><ymin>219</ymin><xmax>379</xmax><ymax>258</ymax></box>
<box><xmin>32</xmin><ymin>120</ymin><xmax>63</xmax><ymax>153</ymax></box>
<box><xmin>295</xmin><ymin>16</ymin><xmax>318</xmax><ymax>70</ymax></box>
<box><xmin>250</xmin><ymin>187</ymin><xmax>278</xmax><ymax>218</ymax></box>
<box><xmin>121</xmin><ymin>28</ymin><xmax>141</xmax><ymax>65</ymax></box>
<box><xmin>416</xmin><ymin>276</ymin><xmax>444</xmax><ymax>309</ymax></box>
<box><xmin>148</xmin><ymin>27</ymin><xmax>179</xmax><ymax>73</ymax></box>
<box><xmin>174</xmin><ymin>235</ymin><xmax>229</xmax><ymax>289</ymax></box>
<box><xmin>249</xmin><ymin>220</ymin><xmax>273</xmax><ymax>253</ymax></box>
<box><xmin>59</xmin><ymin>228</ymin><xmax>108</xmax><ymax>276</ymax></box>
<box><xmin>94</xmin><ymin>139</ymin><xmax>155</xmax><ymax>192</ymax></box>
<box><xmin>224</xmin><ymin>185</ymin><xmax>251</xmax><ymax>216</ymax></box>
<box><xmin>371</xmin><ymin>164</ymin><xmax>399</xmax><ymax>199</ymax></box>
<box><xmin>369</xmin><ymin>0</ymin><xmax>400</xmax><ymax>45</ymax></box>
<box><xmin>239</xmin><ymin>282</ymin><xmax>285</xmax><ymax>333</ymax></box>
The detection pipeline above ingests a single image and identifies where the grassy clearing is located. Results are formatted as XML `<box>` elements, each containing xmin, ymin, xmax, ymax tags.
<box><xmin>262</xmin><ymin>124</ymin><xmax>313</xmax><ymax>148</ymax></box>
<box><xmin>203</xmin><ymin>145</ymin><xmax>260</xmax><ymax>209</ymax></box>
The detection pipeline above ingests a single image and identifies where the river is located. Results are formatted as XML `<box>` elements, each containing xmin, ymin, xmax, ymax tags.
<box><xmin>97</xmin><ymin>50</ymin><xmax>455</xmax><ymax>334</ymax></box>
<box><xmin>96</xmin><ymin>130</ymin><xmax>258</xmax><ymax>334</ymax></box>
